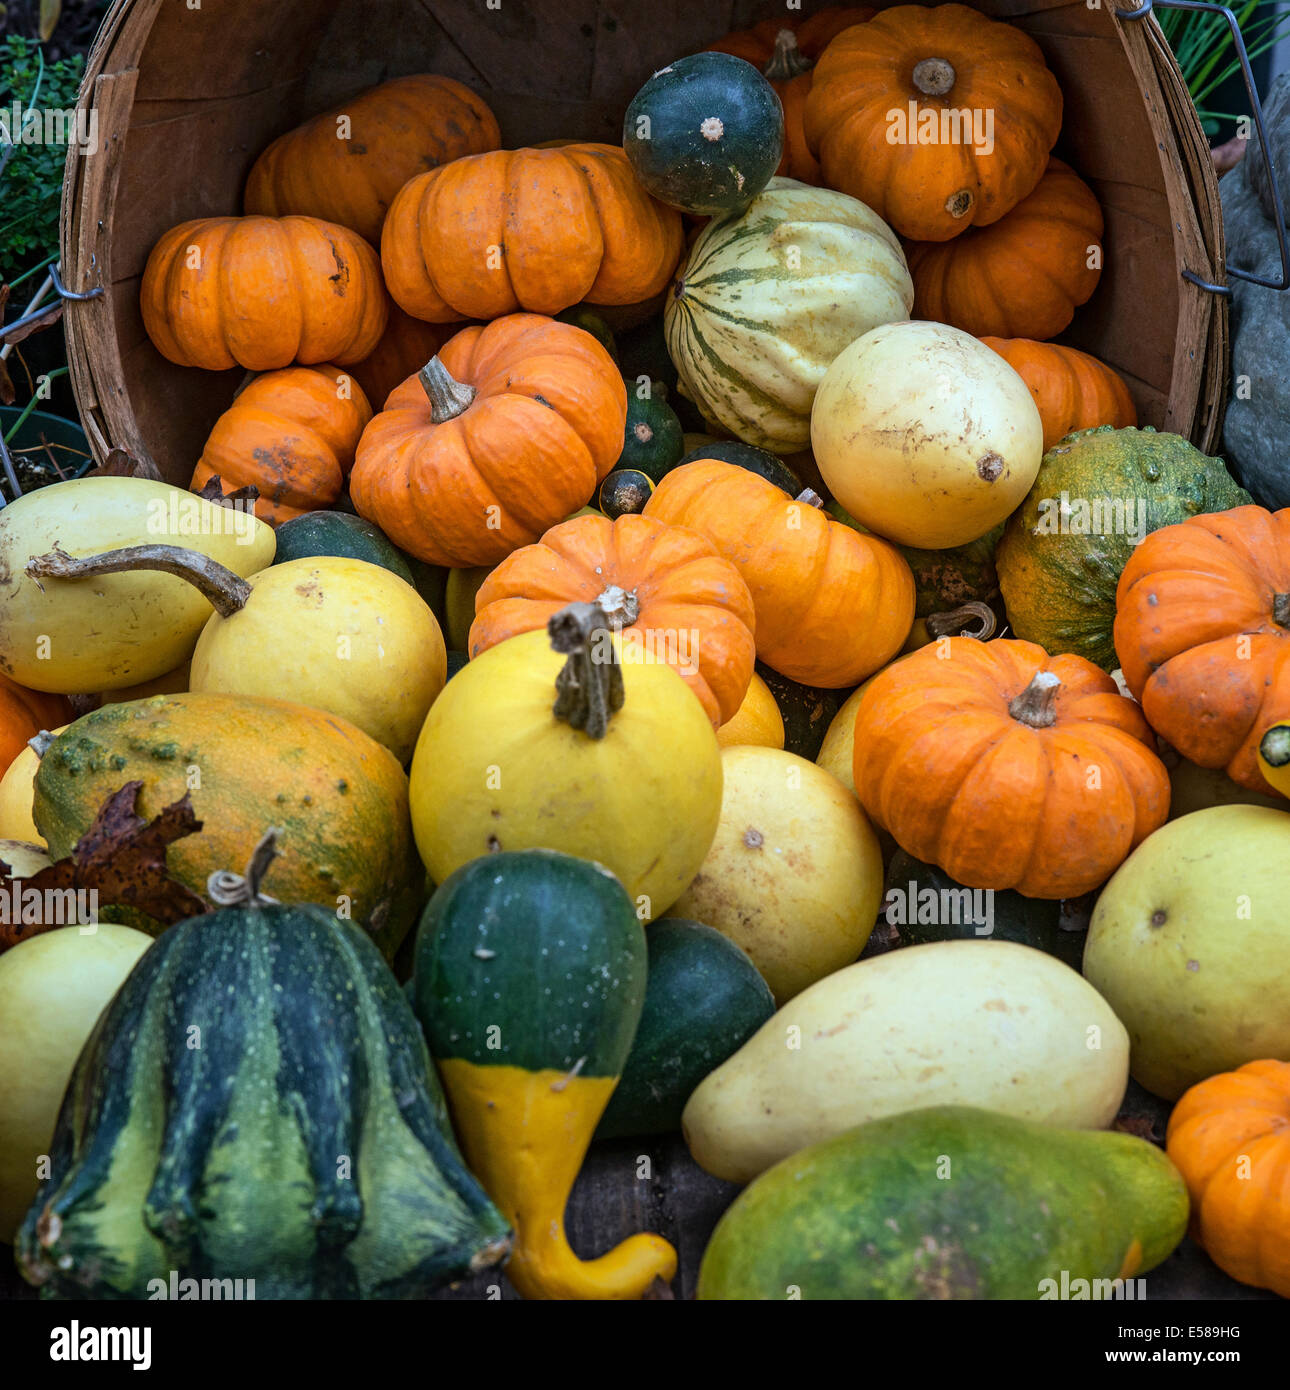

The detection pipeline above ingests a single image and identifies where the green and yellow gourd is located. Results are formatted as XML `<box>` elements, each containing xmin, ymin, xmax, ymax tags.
<box><xmin>18</xmin><ymin>878</ymin><xmax>511</xmax><ymax>1298</ymax></box>
<box><xmin>996</xmin><ymin>425</ymin><xmax>1249</xmax><ymax>669</ymax></box>
<box><xmin>413</xmin><ymin>849</ymin><xmax>677</xmax><ymax>1299</ymax></box>
<box><xmin>698</xmin><ymin>1106</ymin><xmax>1189</xmax><ymax>1300</ymax></box>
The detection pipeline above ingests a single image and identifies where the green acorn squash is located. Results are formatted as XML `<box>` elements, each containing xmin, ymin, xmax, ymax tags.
<box><xmin>623</xmin><ymin>53</ymin><xmax>783</xmax><ymax>217</ymax></box>
<box><xmin>617</xmin><ymin>389</ymin><xmax>685</xmax><ymax>482</ymax></box>
<box><xmin>996</xmin><ymin>426</ymin><xmax>1249</xmax><ymax>669</ymax></box>
<box><xmin>555</xmin><ymin>307</ymin><xmax>619</xmax><ymax>361</ymax></box>
<box><xmin>413</xmin><ymin>849</ymin><xmax>676</xmax><ymax>1299</ymax></box>
<box><xmin>16</xmin><ymin>897</ymin><xmax>511</xmax><ymax>1298</ymax></box>
<box><xmin>596</xmin><ymin>918</ymin><xmax>775</xmax><ymax>1140</ymax></box>
<box><xmin>677</xmin><ymin>440</ymin><xmax>802</xmax><ymax>496</ymax></box>
<box><xmin>698</xmin><ymin>1106</ymin><xmax>1189</xmax><ymax>1299</ymax></box>
<box><xmin>271</xmin><ymin>510</ymin><xmax>415</xmax><ymax>584</ymax></box>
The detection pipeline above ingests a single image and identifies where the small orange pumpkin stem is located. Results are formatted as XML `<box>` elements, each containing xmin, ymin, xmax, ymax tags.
<box><xmin>594</xmin><ymin>584</ymin><xmax>640</xmax><ymax>629</ymax></box>
<box><xmin>25</xmin><ymin>544</ymin><xmax>251</xmax><ymax>618</ymax></box>
<box><xmin>549</xmin><ymin>601</ymin><xmax>624</xmax><ymax>740</ymax></box>
<box><xmin>796</xmin><ymin>487</ymin><xmax>826</xmax><ymax>509</ymax></box>
<box><xmin>1009</xmin><ymin>670</ymin><xmax>1061</xmax><ymax>728</ymax></box>
<box><xmin>924</xmin><ymin>601</ymin><xmax>997</xmax><ymax>641</ymax></box>
<box><xmin>764</xmin><ymin>29</ymin><xmax>812</xmax><ymax>81</ymax></box>
<box><xmin>912</xmin><ymin>57</ymin><xmax>956</xmax><ymax>97</ymax></box>
<box><xmin>1273</xmin><ymin>592</ymin><xmax>1290</xmax><ymax>627</ymax></box>
<box><xmin>418</xmin><ymin>356</ymin><xmax>477</xmax><ymax>423</ymax></box>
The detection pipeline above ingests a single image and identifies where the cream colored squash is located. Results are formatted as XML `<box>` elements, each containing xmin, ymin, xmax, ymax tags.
<box><xmin>0</xmin><ymin>924</ymin><xmax>153</xmax><ymax>1239</ymax></box>
<box><xmin>0</xmin><ymin>725</ymin><xmax>68</xmax><ymax>847</ymax></box>
<box><xmin>683</xmin><ymin>939</ymin><xmax>1130</xmax><ymax>1184</ymax></box>
<box><xmin>190</xmin><ymin>556</ymin><xmax>445</xmax><ymax>763</ymax></box>
<box><xmin>664</xmin><ymin>178</ymin><xmax>913</xmax><ymax>453</ymax></box>
<box><xmin>0</xmin><ymin>840</ymin><xmax>50</xmax><ymax>877</ymax></box>
<box><xmin>715</xmin><ymin>672</ymin><xmax>784</xmax><ymax>750</ymax></box>
<box><xmin>0</xmin><ymin>477</ymin><xmax>275</xmax><ymax>693</ymax></box>
<box><xmin>811</xmin><ymin>320</ymin><xmax>1043</xmax><ymax>547</ymax></box>
<box><xmin>672</xmin><ymin>745</ymin><xmax>882</xmax><ymax>1002</ymax></box>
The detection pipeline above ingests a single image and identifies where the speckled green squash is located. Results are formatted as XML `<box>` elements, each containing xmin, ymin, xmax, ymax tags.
<box><xmin>272</xmin><ymin>511</ymin><xmax>415</xmax><ymax>584</ymax></box>
<box><xmin>698</xmin><ymin>1106</ymin><xmax>1189</xmax><ymax>1300</ymax></box>
<box><xmin>623</xmin><ymin>53</ymin><xmax>783</xmax><ymax>217</ymax></box>
<box><xmin>597</xmin><ymin>919</ymin><xmax>775</xmax><ymax>1140</ymax></box>
<box><xmin>996</xmin><ymin>426</ymin><xmax>1249</xmax><ymax>669</ymax></box>
<box><xmin>16</xmin><ymin>903</ymin><xmax>511</xmax><ymax>1299</ymax></box>
<box><xmin>678</xmin><ymin>440</ymin><xmax>801</xmax><ymax>496</ymax></box>
<box><xmin>618</xmin><ymin>390</ymin><xmax>685</xmax><ymax>482</ymax></box>
<box><xmin>884</xmin><ymin>850</ymin><xmax>1085</xmax><ymax>970</ymax></box>
<box><xmin>32</xmin><ymin>694</ymin><xmax>423</xmax><ymax>958</ymax></box>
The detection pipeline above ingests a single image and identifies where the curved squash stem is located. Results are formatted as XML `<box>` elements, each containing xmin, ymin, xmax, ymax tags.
<box><xmin>25</xmin><ymin>543</ymin><xmax>250</xmax><ymax>618</ymax></box>
<box><xmin>549</xmin><ymin>601</ymin><xmax>624</xmax><ymax>740</ymax></box>
<box><xmin>924</xmin><ymin>601</ymin><xmax>997</xmax><ymax>641</ymax></box>
<box><xmin>1009</xmin><ymin>670</ymin><xmax>1061</xmax><ymax>728</ymax></box>
<box><xmin>419</xmin><ymin>356</ymin><xmax>477</xmax><ymax>423</ymax></box>
<box><xmin>207</xmin><ymin>828</ymin><xmax>282</xmax><ymax>908</ymax></box>
<box><xmin>764</xmin><ymin>29</ymin><xmax>812</xmax><ymax>81</ymax></box>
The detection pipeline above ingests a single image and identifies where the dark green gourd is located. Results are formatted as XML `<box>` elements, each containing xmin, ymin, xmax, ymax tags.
<box><xmin>17</xmin><ymin>895</ymin><xmax>510</xmax><ymax>1299</ymax></box>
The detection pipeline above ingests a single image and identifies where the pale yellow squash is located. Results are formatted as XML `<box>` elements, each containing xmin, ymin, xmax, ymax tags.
<box><xmin>811</xmin><ymin>320</ymin><xmax>1043</xmax><ymax>547</ymax></box>
<box><xmin>0</xmin><ymin>725</ymin><xmax>68</xmax><ymax>846</ymax></box>
<box><xmin>0</xmin><ymin>924</ymin><xmax>153</xmax><ymax>1239</ymax></box>
<box><xmin>715</xmin><ymin>672</ymin><xmax>784</xmax><ymax>750</ymax></box>
<box><xmin>816</xmin><ymin>686</ymin><xmax>867</xmax><ymax>794</ymax></box>
<box><xmin>672</xmin><ymin>745</ymin><xmax>882</xmax><ymax>1002</ymax></box>
<box><xmin>443</xmin><ymin>564</ymin><xmax>494</xmax><ymax>653</ymax></box>
<box><xmin>0</xmin><ymin>477</ymin><xmax>275</xmax><ymax>693</ymax></box>
<box><xmin>191</xmin><ymin>556</ymin><xmax>445</xmax><ymax>764</ymax></box>
<box><xmin>409</xmin><ymin>627</ymin><xmax>722</xmax><ymax>919</ymax></box>
<box><xmin>683</xmin><ymin>939</ymin><xmax>1130</xmax><ymax>1184</ymax></box>
<box><xmin>0</xmin><ymin>839</ymin><xmax>50</xmax><ymax>876</ymax></box>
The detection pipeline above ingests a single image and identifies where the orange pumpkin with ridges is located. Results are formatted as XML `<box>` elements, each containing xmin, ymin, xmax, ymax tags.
<box><xmin>642</xmin><ymin>460</ymin><xmax>913</xmax><ymax>688</ymax></box>
<box><xmin>469</xmin><ymin>512</ymin><xmax>756</xmax><ymax>726</ymax></box>
<box><xmin>349</xmin><ymin>314</ymin><xmax>626</xmax><ymax>568</ymax></box>
<box><xmin>190</xmin><ymin>364</ymin><xmax>372</xmax><ymax>526</ymax></box>
<box><xmin>380</xmin><ymin>144</ymin><xmax>684</xmax><ymax>323</ymax></box>
<box><xmin>347</xmin><ymin>304</ymin><xmax>460</xmax><ymax>411</ymax></box>
<box><xmin>852</xmin><ymin>636</ymin><xmax>1169</xmax><ymax>899</ymax></box>
<box><xmin>141</xmin><ymin>215</ymin><xmax>387</xmax><ymax>371</ymax></box>
<box><xmin>0</xmin><ymin>673</ymin><xmax>72</xmax><ymax>780</ymax></box>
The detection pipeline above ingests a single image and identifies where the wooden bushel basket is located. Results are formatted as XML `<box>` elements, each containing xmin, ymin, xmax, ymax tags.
<box><xmin>62</xmin><ymin>0</ymin><xmax>1227</xmax><ymax>486</ymax></box>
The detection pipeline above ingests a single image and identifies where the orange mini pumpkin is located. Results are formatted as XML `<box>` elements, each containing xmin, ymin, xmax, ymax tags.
<box><xmin>190</xmin><ymin>364</ymin><xmax>373</xmax><ymax>526</ymax></box>
<box><xmin>244</xmin><ymin>75</ymin><xmax>501</xmax><ymax>245</ymax></box>
<box><xmin>1115</xmin><ymin>505</ymin><xmax>1290</xmax><ymax>792</ymax></box>
<box><xmin>1166</xmin><ymin>1059</ymin><xmax>1290</xmax><ymax>1298</ymax></box>
<box><xmin>141</xmin><ymin>215</ymin><xmax>387</xmax><ymax>371</ymax></box>
<box><xmin>803</xmin><ymin>4</ymin><xmax>1061</xmax><ymax>241</ymax></box>
<box><xmin>469</xmin><ymin>512</ymin><xmax>757</xmax><ymax>726</ymax></box>
<box><xmin>349</xmin><ymin>314</ymin><xmax>627</xmax><ymax>568</ymax></box>
<box><xmin>642</xmin><ymin>460</ymin><xmax>913</xmax><ymax>687</ymax></box>
<box><xmin>905</xmin><ymin>159</ymin><xmax>1104</xmax><ymax>340</ymax></box>
<box><xmin>380</xmin><ymin>144</ymin><xmax>684</xmax><ymax>323</ymax></box>
<box><xmin>979</xmin><ymin>338</ymin><xmax>1137</xmax><ymax>452</ymax></box>
<box><xmin>705</xmin><ymin>7</ymin><xmax>875</xmax><ymax>184</ymax></box>
<box><xmin>0</xmin><ymin>672</ymin><xmax>72</xmax><ymax>779</ymax></box>
<box><xmin>852</xmin><ymin>636</ymin><xmax>1169</xmax><ymax>898</ymax></box>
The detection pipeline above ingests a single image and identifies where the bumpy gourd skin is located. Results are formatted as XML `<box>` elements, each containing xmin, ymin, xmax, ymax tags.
<box><xmin>697</xmin><ymin>1106</ymin><xmax>1188</xmax><ymax>1300</ymax></box>
<box><xmin>17</xmin><ymin>905</ymin><xmax>511</xmax><ymax>1299</ymax></box>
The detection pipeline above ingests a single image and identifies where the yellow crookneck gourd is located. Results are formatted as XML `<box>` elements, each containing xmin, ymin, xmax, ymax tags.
<box><xmin>414</xmin><ymin>835</ymin><xmax>677</xmax><ymax>1299</ymax></box>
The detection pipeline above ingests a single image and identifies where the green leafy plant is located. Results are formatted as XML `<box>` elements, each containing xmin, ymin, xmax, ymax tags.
<box><xmin>1160</xmin><ymin>0</ymin><xmax>1290</xmax><ymax>137</ymax></box>
<box><xmin>0</xmin><ymin>35</ymin><xmax>85</xmax><ymax>274</ymax></box>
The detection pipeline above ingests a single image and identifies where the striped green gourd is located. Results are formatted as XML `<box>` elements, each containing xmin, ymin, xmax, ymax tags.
<box><xmin>17</xmin><ymin>889</ymin><xmax>511</xmax><ymax>1299</ymax></box>
<box><xmin>664</xmin><ymin>177</ymin><xmax>913</xmax><ymax>453</ymax></box>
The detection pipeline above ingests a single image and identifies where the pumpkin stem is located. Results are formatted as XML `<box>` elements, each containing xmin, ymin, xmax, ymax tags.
<box><xmin>207</xmin><ymin>828</ymin><xmax>282</xmax><ymax>908</ymax></box>
<box><xmin>27</xmin><ymin>729</ymin><xmax>57</xmax><ymax>759</ymax></box>
<box><xmin>796</xmin><ymin>488</ymin><xmax>826</xmax><ymax>510</ymax></box>
<box><xmin>419</xmin><ymin>357</ymin><xmax>477</xmax><ymax>423</ymax></box>
<box><xmin>549</xmin><ymin>600</ymin><xmax>624</xmax><ymax>741</ymax></box>
<box><xmin>764</xmin><ymin>29</ymin><xmax>812</xmax><ymax>81</ymax></box>
<box><xmin>1273</xmin><ymin>593</ymin><xmax>1290</xmax><ymax>627</ymax></box>
<box><xmin>1008</xmin><ymin>671</ymin><xmax>1061</xmax><ymax>728</ymax></box>
<box><xmin>912</xmin><ymin>57</ymin><xmax>956</xmax><ymax>97</ymax></box>
<box><xmin>25</xmin><ymin>544</ymin><xmax>251</xmax><ymax>618</ymax></box>
<box><xmin>594</xmin><ymin>584</ymin><xmax>640</xmax><ymax>629</ymax></box>
<box><xmin>923</xmin><ymin>601</ymin><xmax>997</xmax><ymax>641</ymax></box>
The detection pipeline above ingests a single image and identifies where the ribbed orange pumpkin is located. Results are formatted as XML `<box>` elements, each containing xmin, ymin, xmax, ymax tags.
<box><xmin>380</xmin><ymin>144</ymin><xmax>684</xmax><ymax>323</ymax></box>
<box><xmin>347</xmin><ymin>304</ymin><xmax>460</xmax><ymax>411</ymax></box>
<box><xmin>469</xmin><ymin>512</ymin><xmax>756</xmax><ymax>726</ymax></box>
<box><xmin>349</xmin><ymin>314</ymin><xmax>626</xmax><ymax>567</ymax></box>
<box><xmin>852</xmin><ymin>636</ymin><xmax>1169</xmax><ymax>898</ymax></box>
<box><xmin>905</xmin><ymin>158</ymin><xmax>1104</xmax><ymax>339</ymax></box>
<box><xmin>979</xmin><ymin>337</ymin><xmax>1137</xmax><ymax>452</ymax></box>
<box><xmin>189</xmin><ymin>364</ymin><xmax>373</xmax><ymax>526</ymax></box>
<box><xmin>1115</xmin><ymin>506</ymin><xmax>1290</xmax><ymax>792</ymax></box>
<box><xmin>0</xmin><ymin>672</ymin><xmax>72</xmax><ymax>779</ymax></box>
<box><xmin>244</xmin><ymin>75</ymin><xmax>501</xmax><ymax>245</ymax></box>
<box><xmin>705</xmin><ymin>7</ymin><xmax>875</xmax><ymax>183</ymax></box>
<box><xmin>803</xmin><ymin>4</ymin><xmax>1061</xmax><ymax>241</ymax></box>
<box><xmin>1166</xmin><ymin>1059</ymin><xmax>1290</xmax><ymax>1298</ymax></box>
<box><xmin>642</xmin><ymin>460</ymin><xmax>913</xmax><ymax>687</ymax></box>
<box><xmin>141</xmin><ymin>215</ymin><xmax>387</xmax><ymax>371</ymax></box>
